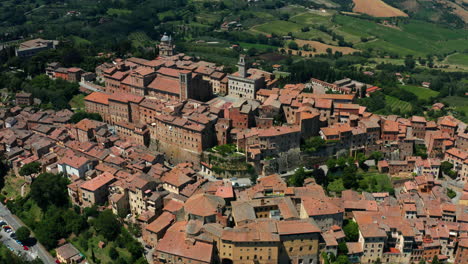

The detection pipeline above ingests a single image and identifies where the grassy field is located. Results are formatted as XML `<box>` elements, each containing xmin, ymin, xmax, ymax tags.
<box><xmin>289</xmin><ymin>11</ymin><xmax>334</xmax><ymax>26</ymax></box>
<box><xmin>106</xmin><ymin>8</ymin><xmax>132</xmax><ymax>16</ymax></box>
<box><xmin>385</xmin><ymin>95</ymin><xmax>413</xmax><ymax>113</ymax></box>
<box><xmin>442</xmin><ymin>96</ymin><xmax>468</xmax><ymax>119</ymax></box>
<box><xmin>335</xmin><ymin>15</ymin><xmax>468</xmax><ymax>56</ymax></box>
<box><xmin>69</xmin><ymin>94</ymin><xmax>85</xmax><ymax>110</ymax></box>
<box><xmin>446</xmin><ymin>53</ymin><xmax>468</xmax><ymax>67</ymax></box>
<box><xmin>238</xmin><ymin>42</ymin><xmax>279</xmax><ymax>51</ymax></box>
<box><xmin>1</xmin><ymin>171</ymin><xmax>27</xmax><ymax>200</ymax></box>
<box><xmin>357</xmin><ymin>170</ymin><xmax>393</xmax><ymax>193</ymax></box>
<box><xmin>399</xmin><ymin>84</ymin><xmax>439</xmax><ymax>100</ymax></box>
<box><xmin>252</xmin><ymin>20</ymin><xmax>303</xmax><ymax>36</ymax></box>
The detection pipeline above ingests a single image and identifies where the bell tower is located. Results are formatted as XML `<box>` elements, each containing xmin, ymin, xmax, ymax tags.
<box><xmin>237</xmin><ymin>54</ymin><xmax>247</xmax><ymax>78</ymax></box>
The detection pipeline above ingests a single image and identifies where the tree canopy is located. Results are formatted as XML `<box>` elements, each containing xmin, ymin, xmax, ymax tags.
<box><xmin>30</xmin><ymin>173</ymin><xmax>69</xmax><ymax>210</ymax></box>
<box><xmin>19</xmin><ymin>162</ymin><xmax>41</xmax><ymax>176</ymax></box>
<box><xmin>93</xmin><ymin>210</ymin><xmax>121</xmax><ymax>241</ymax></box>
<box><xmin>70</xmin><ymin>112</ymin><xmax>103</xmax><ymax>124</ymax></box>
<box><xmin>15</xmin><ymin>226</ymin><xmax>31</xmax><ymax>242</ymax></box>
<box><xmin>343</xmin><ymin>220</ymin><xmax>359</xmax><ymax>242</ymax></box>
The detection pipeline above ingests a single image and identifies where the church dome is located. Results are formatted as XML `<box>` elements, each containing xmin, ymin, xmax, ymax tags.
<box><xmin>161</xmin><ymin>33</ymin><xmax>170</xmax><ymax>42</ymax></box>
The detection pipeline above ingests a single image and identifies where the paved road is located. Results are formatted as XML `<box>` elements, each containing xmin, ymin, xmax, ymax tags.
<box><xmin>0</xmin><ymin>203</ymin><xmax>56</xmax><ymax>264</ymax></box>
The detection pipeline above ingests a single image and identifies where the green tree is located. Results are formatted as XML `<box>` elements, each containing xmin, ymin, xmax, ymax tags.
<box><xmin>30</xmin><ymin>173</ymin><xmax>69</xmax><ymax>210</ymax></box>
<box><xmin>431</xmin><ymin>255</ymin><xmax>439</xmax><ymax>264</ymax></box>
<box><xmin>440</xmin><ymin>161</ymin><xmax>453</xmax><ymax>175</ymax></box>
<box><xmin>288</xmin><ymin>41</ymin><xmax>299</xmax><ymax>50</ymax></box>
<box><xmin>337</xmin><ymin>241</ymin><xmax>348</xmax><ymax>255</ymax></box>
<box><xmin>303</xmin><ymin>136</ymin><xmax>326</xmax><ymax>153</ymax></box>
<box><xmin>343</xmin><ymin>165</ymin><xmax>358</xmax><ymax>189</ymax></box>
<box><xmin>19</xmin><ymin>162</ymin><xmax>41</xmax><ymax>176</ymax></box>
<box><xmin>109</xmin><ymin>246</ymin><xmax>119</xmax><ymax>259</ymax></box>
<box><xmin>370</xmin><ymin>151</ymin><xmax>383</xmax><ymax>162</ymax></box>
<box><xmin>404</xmin><ymin>55</ymin><xmax>415</xmax><ymax>69</ymax></box>
<box><xmin>447</xmin><ymin>188</ymin><xmax>456</xmax><ymax>199</ymax></box>
<box><xmin>15</xmin><ymin>226</ymin><xmax>31</xmax><ymax>242</ymax></box>
<box><xmin>93</xmin><ymin>210</ymin><xmax>121</xmax><ymax>240</ymax></box>
<box><xmin>327</xmin><ymin>159</ymin><xmax>337</xmax><ymax>172</ymax></box>
<box><xmin>288</xmin><ymin>167</ymin><xmax>306</xmax><ymax>187</ymax></box>
<box><xmin>343</xmin><ymin>220</ymin><xmax>359</xmax><ymax>242</ymax></box>
<box><xmin>70</xmin><ymin>112</ymin><xmax>103</xmax><ymax>124</ymax></box>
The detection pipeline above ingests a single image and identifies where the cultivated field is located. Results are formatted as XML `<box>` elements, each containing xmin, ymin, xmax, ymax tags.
<box><xmin>385</xmin><ymin>95</ymin><xmax>413</xmax><ymax>113</ymax></box>
<box><xmin>353</xmin><ymin>0</ymin><xmax>408</xmax><ymax>17</ymax></box>
<box><xmin>398</xmin><ymin>85</ymin><xmax>440</xmax><ymax>100</ymax></box>
<box><xmin>294</xmin><ymin>39</ymin><xmax>358</xmax><ymax>54</ymax></box>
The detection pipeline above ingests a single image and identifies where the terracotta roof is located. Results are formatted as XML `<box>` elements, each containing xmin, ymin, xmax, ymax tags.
<box><xmin>162</xmin><ymin>169</ymin><xmax>193</xmax><ymax>187</ymax></box>
<box><xmin>411</xmin><ymin>116</ymin><xmax>427</xmax><ymax>123</ymax></box>
<box><xmin>75</xmin><ymin>118</ymin><xmax>104</xmax><ymax>131</ymax></box>
<box><xmin>157</xmin><ymin>67</ymin><xmax>182</xmax><ymax>78</ymax></box>
<box><xmin>215</xmin><ymin>185</ymin><xmax>234</xmax><ymax>199</ymax></box>
<box><xmin>276</xmin><ymin>220</ymin><xmax>320</xmax><ymax>235</ymax></box>
<box><xmin>147</xmin><ymin>76</ymin><xmax>180</xmax><ymax>95</ymax></box>
<box><xmin>446</xmin><ymin>148</ymin><xmax>468</xmax><ymax>160</ymax></box>
<box><xmin>314</xmin><ymin>99</ymin><xmax>332</xmax><ymax>109</ymax></box>
<box><xmin>56</xmin><ymin>243</ymin><xmax>80</xmax><ymax>260</ymax></box>
<box><xmin>145</xmin><ymin>212</ymin><xmax>175</xmax><ymax>234</ymax></box>
<box><xmin>80</xmin><ymin>172</ymin><xmax>115</xmax><ymax>192</ymax></box>
<box><xmin>163</xmin><ymin>200</ymin><xmax>184</xmax><ymax>213</ymax></box>
<box><xmin>184</xmin><ymin>193</ymin><xmax>225</xmax><ymax>217</ymax></box>
<box><xmin>59</xmin><ymin>155</ymin><xmax>90</xmax><ymax>169</ymax></box>
<box><xmin>108</xmin><ymin>92</ymin><xmax>144</xmax><ymax>104</ymax></box>
<box><xmin>156</xmin><ymin>221</ymin><xmax>213</xmax><ymax>263</ymax></box>
<box><xmin>346</xmin><ymin>242</ymin><xmax>363</xmax><ymax>254</ymax></box>
<box><xmin>301</xmin><ymin>197</ymin><xmax>343</xmax><ymax>216</ymax></box>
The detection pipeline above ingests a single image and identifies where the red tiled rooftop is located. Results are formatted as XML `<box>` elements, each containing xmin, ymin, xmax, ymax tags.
<box><xmin>446</xmin><ymin>148</ymin><xmax>468</xmax><ymax>160</ymax></box>
<box><xmin>156</xmin><ymin>221</ymin><xmax>213</xmax><ymax>263</ymax></box>
<box><xmin>184</xmin><ymin>193</ymin><xmax>225</xmax><ymax>217</ymax></box>
<box><xmin>108</xmin><ymin>92</ymin><xmax>144</xmax><ymax>104</ymax></box>
<box><xmin>80</xmin><ymin>172</ymin><xmax>115</xmax><ymax>192</ymax></box>
<box><xmin>145</xmin><ymin>212</ymin><xmax>175</xmax><ymax>234</ymax></box>
<box><xmin>84</xmin><ymin>92</ymin><xmax>109</xmax><ymax>105</ymax></box>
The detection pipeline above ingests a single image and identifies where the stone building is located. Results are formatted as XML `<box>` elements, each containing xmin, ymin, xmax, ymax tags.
<box><xmin>79</xmin><ymin>172</ymin><xmax>116</xmax><ymax>207</ymax></box>
<box><xmin>228</xmin><ymin>55</ymin><xmax>274</xmax><ymax>99</ymax></box>
<box><xmin>15</xmin><ymin>92</ymin><xmax>33</xmax><ymax>106</ymax></box>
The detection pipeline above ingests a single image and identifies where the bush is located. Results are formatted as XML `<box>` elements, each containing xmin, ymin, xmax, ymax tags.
<box><xmin>447</xmin><ymin>188</ymin><xmax>456</xmax><ymax>199</ymax></box>
<box><xmin>19</xmin><ymin>162</ymin><xmax>41</xmax><ymax>176</ymax></box>
<box><xmin>109</xmin><ymin>246</ymin><xmax>119</xmax><ymax>259</ymax></box>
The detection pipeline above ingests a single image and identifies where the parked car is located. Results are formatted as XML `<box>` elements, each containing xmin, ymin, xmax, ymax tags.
<box><xmin>23</xmin><ymin>246</ymin><xmax>29</xmax><ymax>251</ymax></box>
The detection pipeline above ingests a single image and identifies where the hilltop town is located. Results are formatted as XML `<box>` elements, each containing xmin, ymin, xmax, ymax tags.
<box><xmin>0</xmin><ymin>34</ymin><xmax>468</xmax><ymax>264</ymax></box>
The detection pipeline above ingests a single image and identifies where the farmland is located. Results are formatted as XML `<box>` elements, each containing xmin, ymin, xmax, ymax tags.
<box><xmin>335</xmin><ymin>15</ymin><xmax>468</xmax><ymax>56</ymax></box>
<box><xmin>398</xmin><ymin>85</ymin><xmax>440</xmax><ymax>101</ymax></box>
<box><xmin>353</xmin><ymin>0</ymin><xmax>408</xmax><ymax>17</ymax></box>
<box><xmin>442</xmin><ymin>96</ymin><xmax>468</xmax><ymax>121</ymax></box>
<box><xmin>385</xmin><ymin>95</ymin><xmax>413</xmax><ymax>114</ymax></box>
